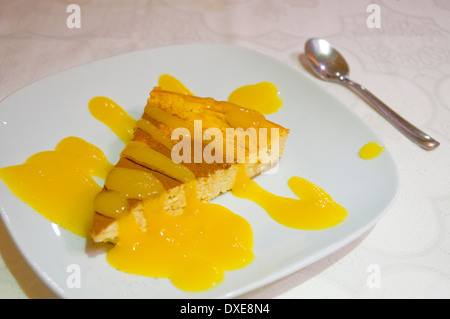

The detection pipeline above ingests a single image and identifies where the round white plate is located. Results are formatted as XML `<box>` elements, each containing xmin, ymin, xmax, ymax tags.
<box><xmin>0</xmin><ymin>44</ymin><xmax>398</xmax><ymax>299</ymax></box>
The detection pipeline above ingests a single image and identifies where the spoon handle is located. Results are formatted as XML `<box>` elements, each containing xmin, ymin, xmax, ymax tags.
<box><xmin>342</xmin><ymin>79</ymin><xmax>440</xmax><ymax>150</ymax></box>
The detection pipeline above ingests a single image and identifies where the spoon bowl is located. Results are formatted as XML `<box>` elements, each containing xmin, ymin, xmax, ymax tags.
<box><xmin>305</xmin><ymin>38</ymin><xmax>350</xmax><ymax>82</ymax></box>
<box><xmin>304</xmin><ymin>38</ymin><xmax>440</xmax><ymax>151</ymax></box>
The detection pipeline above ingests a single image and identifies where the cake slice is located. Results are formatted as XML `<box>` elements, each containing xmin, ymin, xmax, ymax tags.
<box><xmin>91</xmin><ymin>87</ymin><xmax>289</xmax><ymax>243</ymax></box>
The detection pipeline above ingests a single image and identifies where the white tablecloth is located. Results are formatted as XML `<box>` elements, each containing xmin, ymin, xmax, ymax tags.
<box><xmin>1</xmin><ymin>0</ymin><xmax>449</xmax><ymax>299</ymax></box>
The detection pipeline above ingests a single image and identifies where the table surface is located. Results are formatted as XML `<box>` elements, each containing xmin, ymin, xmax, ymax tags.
<box><xmin>1</xmin><ymin>0</ymin><xmax>449</xmax><ymax>299</ymax></box>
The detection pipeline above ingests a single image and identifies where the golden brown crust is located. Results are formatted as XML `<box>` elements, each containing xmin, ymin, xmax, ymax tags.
<box><xmin>91</xmin><ymin>213</ymin><xmax>115</xmax><ymax>238</ymax></box>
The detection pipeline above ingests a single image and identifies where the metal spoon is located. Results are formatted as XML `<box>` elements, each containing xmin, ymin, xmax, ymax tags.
<box><xmin>304</xmin><ymin>38</ymin><xmax>440</xmax><ymax>151</ymax></box>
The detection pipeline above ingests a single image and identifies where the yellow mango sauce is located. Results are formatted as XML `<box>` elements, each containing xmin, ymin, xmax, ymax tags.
<box><xmin>359</xmin><ymin>142</ymin><xmax>385</xmax><ymax>160</ymax></box>
<box><xmin>232</xmin><ymin>165</ymin><xmax>347</xmax><ymax>230</ymax></box>
<box><xmin>158</xmin><ymin>74</ymin><xmax>193</xmax><ymax>96</ymax></box>
<box><xmin>228</xmin><ymin>82</ymin><xmax>283</xmax><ymax>114</ymax></box>
<box><xmin>89</xmin><ymin>96</ymin><xmax>136</xmax><ymax>143</ymax></box>
<box><xmin>0</xmin><ymin>137</ymin><xmax>113</xmax><ymax>238</ymax></box>
<box><xmin>107</xmin><ymin>182</ymin><xmax>253</xmax><ymax>291</ymax></box>
<box><xmin>0</xmin><ymin>74</ymin><xmax>348</xmax><ymax>292</ymax></box>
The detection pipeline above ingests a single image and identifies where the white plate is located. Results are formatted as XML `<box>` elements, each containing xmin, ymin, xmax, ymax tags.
<box><xmin>0</xmin><ymin>44</ymin><xmax>398</xmax><ymax>299</ymax></box>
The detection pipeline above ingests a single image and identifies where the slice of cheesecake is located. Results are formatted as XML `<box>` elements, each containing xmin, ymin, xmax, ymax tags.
<box><xmin>91</xmin><ymin>87</ymin><xmax>289</xmax><ymax>243</ymax></box>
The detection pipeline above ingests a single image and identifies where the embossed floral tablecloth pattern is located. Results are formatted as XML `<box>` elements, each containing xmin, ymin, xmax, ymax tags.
<box><xmin>1</xmin><ymin>0</ymin><xmax>449</xmax><ymax>299</ymax></box>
